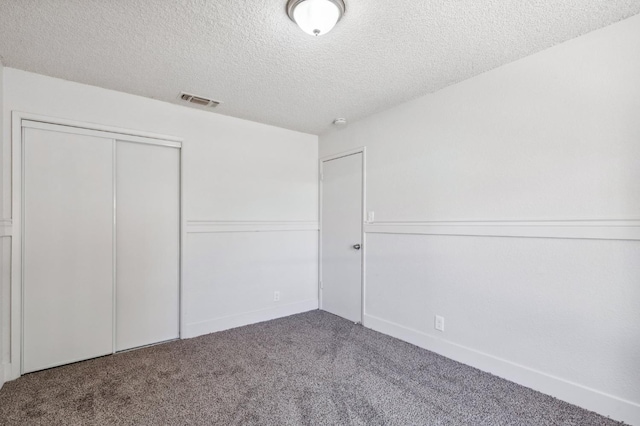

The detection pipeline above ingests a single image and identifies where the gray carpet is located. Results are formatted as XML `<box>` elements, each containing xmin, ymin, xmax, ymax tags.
<box><xmin>0</xmin><ymin>310</ymin><xmax>623</xmax><ymax>425</ymax></box>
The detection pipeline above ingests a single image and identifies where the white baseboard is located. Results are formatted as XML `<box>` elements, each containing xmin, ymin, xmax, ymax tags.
<box><xmin>1</xmin><ymin>362</ymin><xmax>18</xmax><ymax>383</ymax></box>
<box><xmin>364</xmin><ymin>314</ymin><xmax>640</xmax><ymax>426</ymax></box>
<box><xmin>184</xmin><ymin>299</ymin><xmax>319</xmax><ymax>338</ymax></box>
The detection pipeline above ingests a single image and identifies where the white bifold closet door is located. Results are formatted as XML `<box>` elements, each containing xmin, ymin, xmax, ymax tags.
<box><xmin>23</xmin><ymin>128</ymin><xmax>114</xmax><ymax>373</ymax></box>
<box><xmin>22</xmin><ymin>122</ymin><xmax>180</xmax><ymax>373</ymax></box>
<box><xmin>115</xmin><ymin>141</ymin><xmax>180</xmax><ymax>351</ymax></box>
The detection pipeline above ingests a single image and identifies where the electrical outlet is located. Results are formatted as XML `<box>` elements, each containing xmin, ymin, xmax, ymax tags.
<box><xmin>435</xmin><ymin>315</ymin><xmax>445</xmax><ymax>332</ymax></box>
<box><xmin>367</xmin><ymin>211</ymin><xmax>375</xmax><ymax>222</ymax></box>
<box><xmin>274</xmin><ymin>291</ymin><xmax>280</xmax><ymax>302</ymax></box>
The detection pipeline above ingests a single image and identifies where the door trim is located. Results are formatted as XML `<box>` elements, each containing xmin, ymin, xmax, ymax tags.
<box><xmin>318</xmin><ymin>147</ymin><xmax>367</xmax><ymax>323</ymax></box>
<box><xmin>10</xmin><ymin>111</ymin><xmax>185</xmax><ymax>379</ymax></box>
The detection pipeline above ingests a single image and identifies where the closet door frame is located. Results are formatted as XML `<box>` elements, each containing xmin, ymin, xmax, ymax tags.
<box><xmin>9</xmin><ymin>111</ymin><xmax>184</xmax><ymax>380</ymax></box>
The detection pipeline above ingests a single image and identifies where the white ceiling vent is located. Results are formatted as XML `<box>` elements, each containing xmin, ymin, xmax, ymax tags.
<box><xmin>179</xmin><ymin>92</ymin><xmax>220</xmax><ymax>108</ymax></box>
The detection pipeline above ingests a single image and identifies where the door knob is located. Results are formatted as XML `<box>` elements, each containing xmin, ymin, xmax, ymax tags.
<box><xmin>353</xmin><ymin>244</ymin><xmax>361</xmax><ymax>250</ymax></box>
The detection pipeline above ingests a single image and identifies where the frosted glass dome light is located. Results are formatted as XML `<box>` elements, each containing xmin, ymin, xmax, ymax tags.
<box><xmin>286</xmin><ymin>0</ymin><xmax>346</xmax><ymax>36</ymax></box>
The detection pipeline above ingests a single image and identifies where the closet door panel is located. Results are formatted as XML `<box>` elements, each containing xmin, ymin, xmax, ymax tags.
<box><xmin>116</xmin><ymin>142</ymin><xmax>180</xmax><ymax>351</ymax></box>
<box><xmin>23</xmin><ymin>128</ymin><xmax>114</xmax><ymax>373</ymax></box>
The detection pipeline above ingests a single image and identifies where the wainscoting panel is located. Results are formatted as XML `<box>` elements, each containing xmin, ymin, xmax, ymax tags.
<box><xmin>183</xmin><ymin>227</ymin><xmax>318</xmax><ymax>338</ymax></box>
<box><xmin>363</xmin><ymin>232</ymin><xmax>640</xmax><ymax>425</ymax></box>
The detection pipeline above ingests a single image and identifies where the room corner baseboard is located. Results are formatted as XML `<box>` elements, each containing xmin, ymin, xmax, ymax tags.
<box><xmin>184</xmin><ymin>299</ymin><xmax>319</xmax><ymax>339</ymax></box>
<box><xmin>363</xmin><ymin>314</ymin><xmax>640</xmax><ymax>426</ymax></box>
<box><xmin>2</xmin><ymin>362</ymin><xmax>18</xmax><ymax>383</ymax></box>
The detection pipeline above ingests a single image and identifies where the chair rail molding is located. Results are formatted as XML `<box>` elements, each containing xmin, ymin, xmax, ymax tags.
<box><xmin>364</xmin><ymin>219</ymin><xmax>640</xmax><ymax>241</ymax></box>
<box><xmin>186</xmin><ymin>220</ymin><xmax>319</xmax><ymax>233</ymax></box>
<box><xmin>0</xmin><ymin>219</ymin><xmax>12</xmax><ymax>237</ymax></box>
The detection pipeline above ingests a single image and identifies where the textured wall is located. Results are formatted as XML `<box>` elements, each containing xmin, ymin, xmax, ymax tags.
<box><xmin>320</xmin><ymin>14</ymin><xmax>640</xmax><ymax>424</ymax></box>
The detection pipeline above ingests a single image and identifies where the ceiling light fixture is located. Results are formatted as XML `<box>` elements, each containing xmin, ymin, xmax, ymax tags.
<box><xmin>286</xmin><ymin>0</ymin><xmax>346</xmax><ymax>36</ymax></box>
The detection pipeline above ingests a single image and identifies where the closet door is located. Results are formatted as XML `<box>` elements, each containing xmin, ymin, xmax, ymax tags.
<box><xmin>116</xmin><ymin>141</ymin><xmax>180</xmax><ymax>351</ymax></box>
<box><xmin>23</xmin><ymin>127</ymin><xmax>114</xmax><ymax>373</ymax></box>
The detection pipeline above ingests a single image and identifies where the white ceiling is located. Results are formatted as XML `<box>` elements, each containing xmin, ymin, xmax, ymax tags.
<box><xmin>0</xmin><ymin>1</ymin><xmax>639</xmax><ymax>135</ymax></box>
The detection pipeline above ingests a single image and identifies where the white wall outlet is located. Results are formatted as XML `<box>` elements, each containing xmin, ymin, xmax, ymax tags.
<box><xmin>274</xmin><ymin>291</ymin><xmax>280</xmax><ymax>302</ymax></box>
<box><xmin>435</xmin><ymin>315</ymin><xmax>445</xmax><ymax>332</ymax></box>
<box><xmin>367</xmin><ymin>211</ymin><xmax>375</xmax><ymax>222</ymax></box>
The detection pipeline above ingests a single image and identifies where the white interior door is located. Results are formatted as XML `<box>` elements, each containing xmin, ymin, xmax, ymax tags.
<box><xmin>116</xmin><ymin>141</ymin><xmax>180</xmax><ymax>351</ymax></box>
<box><xmin>321</xmin><ymin>152</ymin><xmax>363</xmax><ymax>323</ymax></box>
<box><xmin>23</xmin><ymin>128</ymin><xmax>114</xmax><ymax>373</ymax></box>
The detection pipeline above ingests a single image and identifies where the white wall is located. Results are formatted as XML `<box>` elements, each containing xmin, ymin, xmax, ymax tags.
<box><xmin>0</xmin><ymin>60</ymin><xmax>4</xmax><ymax>389</ymax></box>
<box><xmin>320</xmin><ymin>14</ymin><xmax>640</xmax><ymax>425</ymax></box>
<box><xmin>1</xmin><ymin>68</ymin><xmax>319</xmax><ymax>381</ymax></box>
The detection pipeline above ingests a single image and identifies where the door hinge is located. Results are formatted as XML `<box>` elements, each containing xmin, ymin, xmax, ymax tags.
<box><xmin>319</xmin><ymin>172</ymin><xmax>323</xmax><ymax>181</ymax></box>
<box><xmin>319</xmin><ymin>280</ymin><xmax>323</xmax><ymax>289</ymax></box>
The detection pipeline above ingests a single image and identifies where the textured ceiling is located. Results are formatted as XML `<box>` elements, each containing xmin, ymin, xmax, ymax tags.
<box><xmin>0</xmin><ymin>1</ymin><xmax>639</xmax><ymax>135</ymax></box>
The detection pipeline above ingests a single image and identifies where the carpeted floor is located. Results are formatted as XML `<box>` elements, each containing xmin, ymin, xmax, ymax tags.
<box><xmin>0</xmin><ymin>310</ymin><xmax>623</xmax><ymax>425</ymax></box>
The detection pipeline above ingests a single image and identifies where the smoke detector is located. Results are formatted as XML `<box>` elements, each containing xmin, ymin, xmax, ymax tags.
<box><xmin>333</xmin><ymin>118</ymin><xmax>347</xmax><ymax>126</ymax></box>
<box><xmin>178</xmin><ymin>92</ymin><xmax>221</xmax><ymax>108</ymax></box>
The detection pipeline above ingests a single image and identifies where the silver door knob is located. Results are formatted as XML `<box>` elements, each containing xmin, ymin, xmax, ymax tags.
<box><xmin>353</xmin><ymin>244</ymin><xmax>361</xmax><ymax>250</ymax></box>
